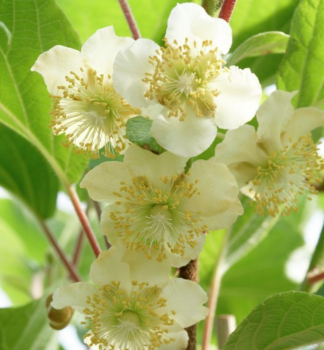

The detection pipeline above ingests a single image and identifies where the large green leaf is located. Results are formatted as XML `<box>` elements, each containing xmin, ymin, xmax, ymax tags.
<box><xmin>0</xmin><ymin>0</ymin><xmax>88</xmax><ymax>190</ymax></box>
<box><xmin>0</xmin><ymin>298</ymin><xmax>55</xmax><ymax>350</ymax></box>
<box><xmin>277</xmin><ymin>0</ymin><xmax>324</xmax><ymax>108</ymax></box>
<box><xmin>0</xmin><ymin>124</ymin><xmax>58</xmax><ymax>218</ymax></box>
<box><xmin>56</xmin><ymin>0</ymin><xmax>192</xmax><ymax>44</ymax></box>
<box><xmin>223</xmin><ymin>292</ymin><xmax>324</xmax><ymax>350</ymax></box>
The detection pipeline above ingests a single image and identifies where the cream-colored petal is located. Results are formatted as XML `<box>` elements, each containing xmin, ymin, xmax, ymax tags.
<box><xmin>81</xmin><ymin>26</ymin><xmax>133</xmax><ymax>78</ymax></box>
<box><xmin>213</xmin><ymin>67</ymin><xmax>262</xmax><ymax>130</ymax></box>
<box><xmin>282</xmin><ymin>107</ymin><xmax>324</xmax><ymax>144</ymax></box>
<box><xmin>256</xmin><ymin>90</ymin><xmax>297</xmax><ymax>152</ymax></box>
<box><xmin>164</xmin><ymin>234</ymin><xmax>206</xmax><ymax>268</ymax></box>
<box><xmin>159</xmin><ymin>328</ymin><xmax>189</xmax><ymax>350</ymax></box>
<box><xmin>90</xmin><ymin>247</ymin><xmax>131</xmax><ymax>292</ymax></box>
<box><xmin>215</xmin><ymin>125</ymin><xmax>267</xmax><ymax>187</ymax></box>
<box><xmin>113</xmin><ymin>38</ymin><xmax>160</xmax><ymax>108</ymax></box>
<box><xmin>166</xmin><ymin>3</ymin><xmax>232</xmax><ymax>54</ymax></box>
<box><xmin>100</xmin><ymin>204</ymin><xmax>121</xmax><ymax>244</ymax></box>
<box><xmin>186</xmin><ymin>159</ymin><xmax>242</xmax><ymax>223</ymax></box>
<box><xmin>31</xmin><ymin>45</ymin><xmax>84</xmax><ymax>95</ymax></box>
<box><xmin>80</xmin><ymin>161</ymin><xmax>133</xmax><ymax>203</ymax></box>
<box><xmin>160</xmin><ymin>278</ymin><xmax>209</xmax><ymax>328</ymax></box>
<box><xmin>123</xmin><ymin>145</ymin><xmax>188</xmax><ymax>187</ymax></box>
<box><xmin>121</xmin><ymin>248</ymin><xmax>171</xmax><ymax>286</ymax></box>
<box><xmin>51</xmin><ymin>282</ymin><xmax>97</xmax><ymax>310</ymax></box>
<box><xmin>151</xmin><ymin>112</ymin><xmax>217</xmax><ymax>157</ymax></box>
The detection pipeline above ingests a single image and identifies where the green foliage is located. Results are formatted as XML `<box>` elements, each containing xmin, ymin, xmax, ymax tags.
<box><xmin>277</xmin><ymin>0</ymin><xmax>324</xmax><ymax>109</ymax></box>
<box><xmin>227</xmin><ymin>31</ymin><xmax>289</xmax><ymax>66</ymax></box>
<box><xmin>126</xmin><ymin>116</ymin><xmax>165</xmax><ymax>154</ymax></box>
<box><xmin>0</xmin><ymin>298</ymin><xmax>55</xmax><ymax>350</ymax></box>
<box><xmin>0</xmin><ymin>0</ymin><xmax>89</xmax><ymax>195</ymax></box>
<box><xmin>223</xmin><ymin>292</ymin><xmax>324</xmax><ymax>350</ymax></box>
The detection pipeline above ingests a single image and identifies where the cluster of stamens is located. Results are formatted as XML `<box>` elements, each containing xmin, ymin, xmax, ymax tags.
<box><xmin>250</xmin><ymin>134</ymin><xmax>323</xmax><ymax>216</ymax></box>
<box><xmin>110</xmin><ymin>173</ymin><xmax>207</xmax><ymax>260</ymax></box>
<box><xmin>50</xmin><ymin>67</ymin><xmax>139</xmax><ymax>158</ymax></box>
<box><xmin>143</xmin><ymin>38</ymin><xmax>225</xmax><ymax>120</ymax></box>
<box><xmin>83</xmin><ymin>280</ymin><xmax>175</xmax><ymax>350</ymax></box>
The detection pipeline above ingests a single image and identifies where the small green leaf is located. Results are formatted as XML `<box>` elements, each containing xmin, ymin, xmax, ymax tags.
<box><xmin>227</xmin><ymin>31</ymin><xmax>289</xmax><ymax>66</ymax></box>
<box><xmin>277</xmin><ymin>0</ymin><xmax>324</xmax><ymax>108</ymax></box>
<box><xmin>0</xmin><ymin>298</ymin><xmax>55</xmax><ymax>350</ymax></box>
<box><xmin>223</xmin><ymin>292</ymin><xmax>324</xmax><ymax>350</ymax></box>
<box><xmin>126</xmin><ymin>116</ymin><xmax>165</xmax><ymax>154</ymax></box>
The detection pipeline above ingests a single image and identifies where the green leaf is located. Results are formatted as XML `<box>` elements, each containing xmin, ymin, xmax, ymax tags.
<box><xmin>0</xmin><ymin>0</ymin><xmax>88</xmax><ymax>189</ymax></box>
<box><xmin>56</xmin><ymin>0</ymin><xmax>192</xmax><ymax>44</ymax></box>
<box><xmin>277</xmin><ymin>0</ymin><xmax>324</xmax><ymax>108</ymax></box>
<box><xmin>126</xmin><ymin>116</ymin><xmax>165</xmax><ymax>154</ymax></box>
<box><xmin>0</xmin><ymin>124</ymin><xmax>58</xmax><ymax>218</ymax></box>
<box><xmin>223</xmin><ymin>292</ymin><xmax>324</xmax><ymax>350</ymax></box>
<box><xmin>0</xmin><ymin>298</ymin><xmax>55</xmax><ymax>350</ymax></box>
<box><xmin>227</xmin><ymin>31</ymin><xmax>289</xmax><ymax>66</ymax></box>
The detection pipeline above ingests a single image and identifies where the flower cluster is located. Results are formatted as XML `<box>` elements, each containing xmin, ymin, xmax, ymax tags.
<box><xmin>32</xmin><ymin>2</ymin><xmax>324</xmax><ymax>350</ymax></box>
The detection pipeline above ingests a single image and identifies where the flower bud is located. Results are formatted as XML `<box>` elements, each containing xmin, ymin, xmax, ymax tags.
<box><xmin>46</xmin><ymin>294</ymin><xmax>74</xmax><ymax>330</ymax></box>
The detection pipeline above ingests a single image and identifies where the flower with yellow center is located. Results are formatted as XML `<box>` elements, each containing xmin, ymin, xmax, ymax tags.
<box><xmin>215</xmin><ymin>90</ymin><xmax>324</xmax><ymax>216</ymax></box>
<box><xmin>51</xmin><ymin>247</ymin><xmax>209</xmax><ymax>350</ymax></box>
<box><xmin>32</xmin><ymin>26</ymin><xmax>140</xmax><ymax>158</ymax></box>
<box><xmin>112</xmin><ymin>3</ymin><xmax>262</xmax><ymax>157</ymax></box>
<box><xmin>80</xmin><ymin>145</ymin><xmax>243</xmax><ymax>267</ymax></box>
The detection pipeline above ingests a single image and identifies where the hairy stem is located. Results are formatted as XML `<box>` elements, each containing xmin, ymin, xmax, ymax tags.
<box><xmin>300</xmin><ymin>223</ymin><xmax>324</xmax><ymax>292</ymax></box>
<box><xmin>202</xmin><ymin>0</ymin><xmax>224</xmax><ymax>17</ymax></box>
<box><xmin>39</xmin><ymin>220</ymin><xmax>81</xmax><ymax>282</ymax></box>
<box><xmin>67</xmin><ymin>186</ymin><xmax>101</xmax><ymax>257</ymax></box>
<box><xmin>202</xmin><ymin>231</ymin><xmax>228</xmax><ymax>350</ymax></box>
<box><xmin>117</xmin><ymin>0</ymin><xmax>141</xmax><ymax>40</ymax></box>
<box><xmin>219</xmin><ymin>0</ymin><xmax>237</xmax><ymax>22</ymax></box>
<box><xmin>179</xmin><ymin>259</ymin><xmax>198</xmax><ymax>350</ymax></box>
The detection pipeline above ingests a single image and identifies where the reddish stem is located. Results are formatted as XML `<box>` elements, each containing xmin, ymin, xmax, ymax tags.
<box><xmin>39</xmin><ymin>220</ymin><xmax>80</xmax><ymax>282</ymax></box>
<box><xmin>117</xmin><ymin>0</ymin><xmax>141</xmax><ymax>40</ymax></box>
<box><xmin>68</xmin><ymin>186</ymin><xmax>101</xmax><ymax>258</ymax></box>
<box><xmin>219</xmin><ymin>0</ymin><xmax>237</xmax><ymax>22</ymax></box>
<box><xmin>72</xmin><ymin>205</ymin><xmax>90</xmax><ymax>266</ymax></box>
<box><xmin>308</xmin><ymin>271</ymin><xmax>324</xmax><ymax>284</ymax></box>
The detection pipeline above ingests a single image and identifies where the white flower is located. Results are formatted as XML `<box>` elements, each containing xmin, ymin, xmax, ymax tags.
<box><xmin>51</xmin><ymin>246</ymin><xmax>209</xmax><ymax>350</ymax></box>
<box><xmin>215</xmin><ymin>90</ymin><xmax>324</xmax><ymax>216</ymax></box>
<box><xmin>112</xmin><ymin>3</ymin><xmax>262</xmax><ymax>157</ymax></box>
<box><xmin>32</xmin><ymin>26</ymin><xmax>140</xmax><ymax>158</ymax></box>
<box><xmin>80</xmin><ymin>145</ymin><xmax>242</xmax><ymax>267</ymax></box>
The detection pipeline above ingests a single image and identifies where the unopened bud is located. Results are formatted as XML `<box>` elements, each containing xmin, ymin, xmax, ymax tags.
<box><xmin>46</xmin><ymin>294</ymin><xmax>74</xmax><ymax>330</ymax></box>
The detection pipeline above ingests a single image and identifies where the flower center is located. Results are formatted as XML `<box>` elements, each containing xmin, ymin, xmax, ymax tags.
<box><xmin>143</xmin><ymin>38</ymin><xmax>225</xmax><ymax>120</ymax></box>
<box><xmin>51</xmin><ymin>68</ymin><xmax>140</xmax><ymax>158</ymax></box>
<box><xmin>110</xmin><ymin>174</ymin><xmax>205</xmax><ymax>260</ymax></box>
<box><xmin>249</xmin><ymin>134</ymin><xmax>323</xmax><ymax>216</ymax></box>
<box><xmin>83</xmin><ymin>281</ymin><xmax>175</xmax><ymax>350</ymax></box>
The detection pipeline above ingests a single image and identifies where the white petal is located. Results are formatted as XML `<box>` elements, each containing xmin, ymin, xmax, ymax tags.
<box><xmin>151</xmin><ymin>112</ymin><xmax>217</xmax><ymax>157</ymax></box>
<box><xmin>164</xmin><ymin>234</ymin><xmax>206</xmax><ymax>268</ymax></box>
<box><xmin>186</xmin><ymin>159</ymin><xmax>243</xmax><ymax>224</ymax></box>
<box><xmin>159</xmin><ymin>328</ymin><xmax>189</xmax><ymax>350</ymax></box>
<box><xmin>31</xmin><ymin>45</ymin><xmax>84</xmax><ymax>95</ymax></box>
<box><xmin>81</xmin><ymin>26</ymin><xmax>133</xmax><ymax>78</ymax></box>
<box><xmin>166</xmin><ymin>3</ymin><xmax>232</xmax><ymax>54</ymax></box>
<box><xmin>80</xmin><ymin>161</ymin><xmax>133</xmax><ymax>203</ymax></box>
<box><xmin>215</xmin><ymin>125</ymin><xmax>267</xmax><ymax>187</ymax></box>
<box><xmin>161</xmin><ymin>278</ymin><xmax>209</xmax><ymax>328</ymax></box>
<box><xmin>121</xmin><ymin>249</ymin><xmax>171</xmax><ymax>286</ymax></box>
<box><xmin>213</xmin><ymin>67</ymin><xmax>262</xmax><ymax>130</ymax></box>
<box><xmin>51</xmin><ymin>282</ymin><xmax>97</xmax><ymax>310</ymax></box>
<box><xmin>113</xmin><ymin>38</ymin><xmax>160</xmax><ymax>108</ymax></box>
<box><xmin>256</xmin><ymin>90</ymin><xmax>297</xmax><ymax>152</ymax></box>
<box><xmin>90</xmin><ymin>247</ymin><xmax>131</xmax><ymax>291</ymax></box>
<box><xmin>123</xmin><ymin>145</ymin><xmax>188</xmax><ymax>187</ymax></box>
<box><xmin>282</xmin><ymin>107</ymin><xmax>324</xmax><ymax>144</ymax></box>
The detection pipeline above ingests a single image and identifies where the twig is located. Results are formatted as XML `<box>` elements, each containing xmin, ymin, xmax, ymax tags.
<box><xmin>219</xmin><ymin>0</ymin><xmax>237</xmax><ymax>22</ymax></box>
<box><xmin>117</xmin><ymin>0</ymin><xmax>141</xmax><ymax>40</ymax></box>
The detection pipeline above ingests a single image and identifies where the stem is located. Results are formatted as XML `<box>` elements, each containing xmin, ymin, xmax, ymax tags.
<box><xmin>216</xmin><ymin>315</ymin><xmax>236</xmax><ymax>348</ymax></box>
<box><xmin>67</xmin><ymin>186</ymin><xmax>101</xmax><ymax>258</ymax></box>
<box><xmin>39</xmin><ymin>220</ymin><xmax>81</xmax><ymax>282</ymax></box>
<box><xmin>202</xmin><ymin>230</ymin><xmax>229</xmax><ymax>350</ymax></box>
<box><xmin>179</xmin><ymin>259</ymin><xmax>198</xmax><ymax>350</ymax></box>
<box><xmin>117</xmin><ymin>0</ymin><xmax>141</xmax><ymax>40</ymax></box>
<box><xmin>300</xmin><ymin>223</ymin><xmax>324</xmax><ymax>292</ymax></box>
<box><xmin>202</xmin><ymin>0</ymin><xmax>224</xmax><ymax>17</ymax></box>
<box><xmin>218</xmin><ymin>0</ymin><xmax>237</xmax><ymax>22</ymax></box>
